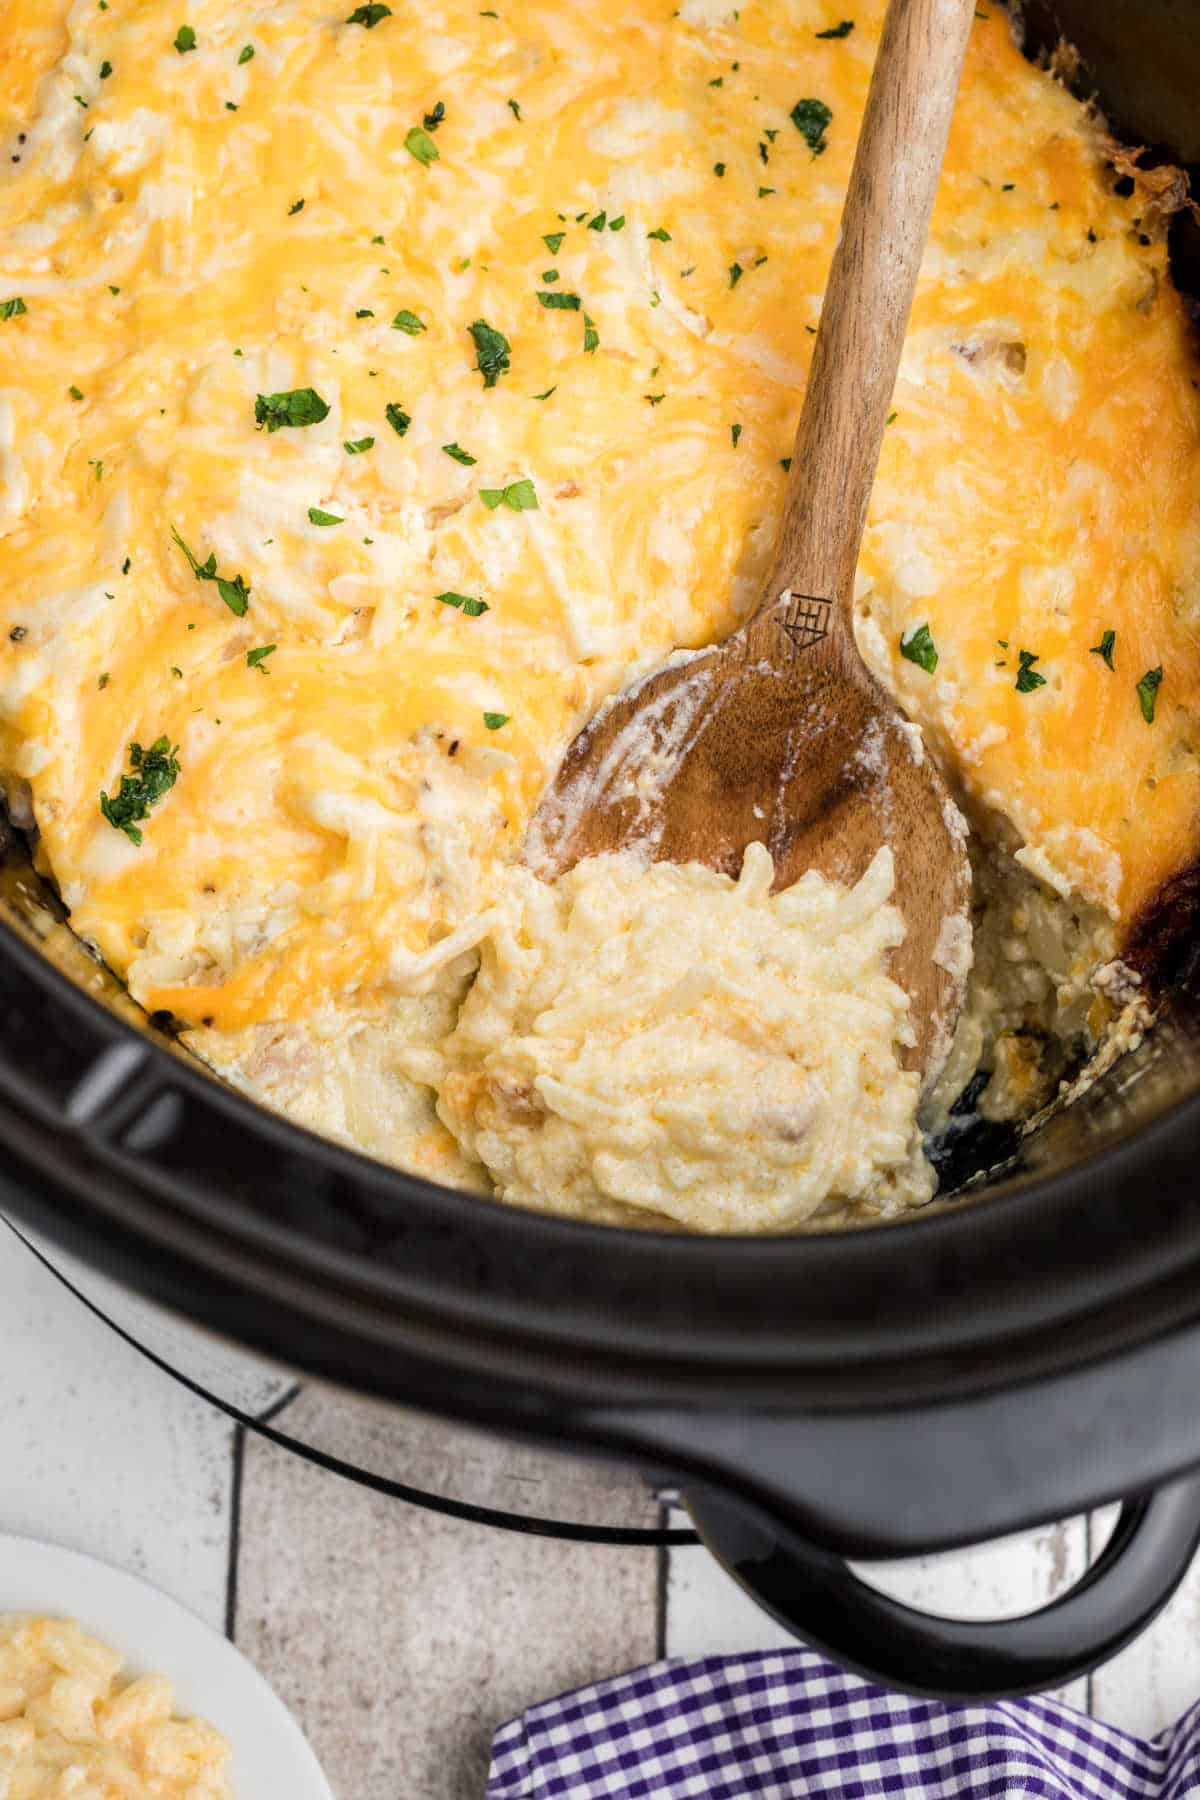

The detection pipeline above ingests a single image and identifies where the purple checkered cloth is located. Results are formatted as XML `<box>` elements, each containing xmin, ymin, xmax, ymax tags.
<box><xmin>485</xmin><ymin>1648</ymin><xmax>1200</xmax><ymax>1798</ymax></box>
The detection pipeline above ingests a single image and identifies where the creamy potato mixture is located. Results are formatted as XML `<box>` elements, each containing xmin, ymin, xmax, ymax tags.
<box><xmin>0</xmin><ymin>1616</ymin><xmax>231</xmax><ymax>1800</ymax></box>
<box><xmin>1</xmin><ymin>1</ymin><xmax>1198</xmax><ymax>1229</ymax></box>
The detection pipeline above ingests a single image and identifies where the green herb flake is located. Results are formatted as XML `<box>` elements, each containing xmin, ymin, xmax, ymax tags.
<box><xmin>254</xmin><ymin>387</ymin><xmax>330</xmax><ymax>432</ymax></box>
<box><xmin>543</xmin><ymin>231</ymin><xmax>565</xmax><ymax>254</ymax></box>
<box><xmin>1137</xmin><ymin>665</ymin><xmax>1163</xmax><ymax>723</ymax></box>
<box><xmin>392</xmin><ymin>309</ymin><xmax>426</xmax><ymax>335</ymax></box>
<box><xmin>346</xmin><ymin>3</ymin><xmax>392</xmax><ymax>23</ymax></box>
<box><xmin>423</xmin><ymin>100</ymin><xmax>445</xmax><ymax>132</ymax></box>
<box><xmin>246</xmin><ymin>644</ymin><xmax>276</xmax><ymax>672</ymax></box>
<box><xmin>538</xmin><ymin>290</ymin><xmax>581</xmax><ymax>310</ymax></box>
<box><xmin>480</xmin><ymin>478</ymin><xmax>537</xmax><ymax>512</ymax></box>
<box><xmin>885</xmin><ymin>410</ymin><xmax>897</xmax><ymax>424</ymax></box>
<box><xmin>1091</xmin><ymin>629</ymin><xmax>1116</xmax><ymax>670</ymax></box>
<box><xmin>483</xmin><ymin>711</ymin><xmax>510</xmax><ymax>730</ymax></box>
<box><xmin>98</xmin><ymin>672</ymin><xmax>109</xmax><ymax>689</ymax></box>
<box><xmin>437</xmin><ymin>591</ymin><xmax>490</xmax><ymax>617</ymax></box>
<box><xmin>541</xmin><ymin>270</ymin><xmax>560</xmax><ymax>283</ymax></box>
<box><xmin>173</xmin><ymin>25</ymin><xmax>196</xmax><ymax>53</ymax></box>
<box><xmin>533</xmin><ymin>386</ymin><xmax>556</xmax><ymax>401</ymax></box>
<box><xmin>583</xmin><ymin>313</ymin><xmax>599</xmax><ymax>353</ymax></box>
<box><xmin>791</xmin><ymin>97</ymin><xmax>832</xmax><ymax>154</ymax></box>
<box><xmin>443</xmin><ymin>442</ymin><xmax>477</xmax><ymax>465</ymax></box>
<box><xmin>731</xmin><ymin>422</ymin><xmax>742</xmax><ymax>447</ymax></box>
<box><xmin>288</xmin><ymin>198</ymin><xmax>305</xmax><ymax>215</ymax></box>
<box><xmin>729</xmin><ymin>261</ymin><xmax>743</xmax><ymax>288</ymax></box>
<box><xmin>1015</xmin><ymin>649</ymin><xmax>1046</xmax><ymax>693</ymax></box>
<box><xmin>99</xmin><ymin>59</ymin><xmax>113</xmax><ymax>78</ymax></box>
<box><xmin>171</xmin><ymin>527</ymin><xmax>251</xmax><ymax>616</ymax></box>
<box><xmin>816</xmin><ymin>18</ymin><xmax>854</xmax><ymax>35</ymax></box>
<box><xmin>238</xmin><ymin>44</ymin><xmax>254</xmax><ymax>63</ymax></box>
<box><xmin>355</xmin><ymin>308</ymin><xmax>375</xmax><ymax>319</ymax></box>
<box><xmin>713</xmin><ymin>161</ymin><xmax>726</xmax><ymax>177</ymax></box>
<box><xmin>405</xmin><ymin>126</ymin><xmax>440</xmax><ymax>167</ymax></box>
<box><xmin>100</xmin><ymin>737</ymin><xmax>180</xmax><ymax>846</ymax></box>
<box><xmin>645</xmin><ymin>393</ymin><xmax>665</xmax><ymax>405</ymax></box>
<box><xmin>308</xmin><ymin>507</ymin><xmax>343</xmax><ymax>527</ymax></box>
<box><xmin>507</xmin><ymin>98</ymin><xmax>521</xmax><ymax>120</ymax></box>
<box><xmin>469</xmin><ymin>317</ymin><xmax>511</xmax><ymax>388</ymax></box>
<box><xmin>900</xmin><ymin>622</ymin><xmax>938</xmax><ymax>675</ymax></box>
<box><xmin>608</xmin><ymin>214</ymin><xmax>625</xmax><ymax>231</ymax></box>
<box><xmin>69</xmin><ymin>384</ymin><xmax>84</xmax><ymax>401</ymax></box>
<box><xmin>385</xmin><ymin>403</ymin><xmax>411</xmax><ymax>437</ymax></box>
<box><xmin>647</xmin><ymin>227</ymin><xmax>672</xmax><ymax>242</ymax></box>
<box><xmin>0</xmin><ymin>299</ymin><xmax>27</xmax><ymax>321</ymax></box>
<box><xmin>344</xmin><ymin>436</ymin><xmax>375</xmax><ymax>454</ymax></box>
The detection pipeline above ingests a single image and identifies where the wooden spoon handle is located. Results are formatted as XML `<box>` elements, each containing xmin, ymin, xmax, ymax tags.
<box><xmin>764</xmin><ymin>0</ymin><xmax>975</xmax><ymax>614</ymax></box>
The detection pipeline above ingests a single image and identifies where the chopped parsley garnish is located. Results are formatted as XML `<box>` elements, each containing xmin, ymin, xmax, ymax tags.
<box><xmin>480</xmin><ymin>478</ymin><xmax>537</xmax><ymax>511</ymax></box>
<box><xmin>645</xmin><ymin>393</ymin><xmax>665</xmax><ymax>405</ymax></box>
<box><xmin>583</xmin><ymin>313</ymin><xmax>599</xmax><ymax>353</ymax></box>
<box><xmin>469</xmin><ymin>318</ymin><xmax>511</xmax><ymax>388</ymax></box>
<box><xmin>0</xmin><ymin>299</ymin><xmax>27</xmax><ymax>321</ymax></box>
<box><xmin>346</xmin><ymin>3</ymin><xmax>392</xmax><ymax>23</ymax></box>
<box><xmin>608</xmin><ymin>214</ymin><xmax>625</xmax><ymax>231</ymax></box>
<box><xmin>392</xmin><ymin>309</ymin><xmax>426</xmax><ymax>334</ymax></box>
<box><xmin>507</xmin><ymin>98</ymin><xmax>521</xmax><ymax>120</ymax></box>
<box><xmin>533</xmin><ymin>386</ymin><xmax>556</xmax><ymax>400</ymax></box>
<box><xmin>759</xmin><ymin>185</ymin><xmax>776</xmax><ymax>197</ymax></box>
<box><xmin>174</xmin><ymin>25</ymin><xmax>196</xmax><ymax>53</ymax></box>
<box><xmin>541</xmin><ymin>270</ymin><xmax>560</xmax><ymax>283</ymax></box>
<box><xmin>308</xmin><ymin>507</ymin><xmax>343</xmax><ymax>526</ymax></box>
<box><xmin>172</xmin><ymin>527</ymin><xmax>251</xmax><ymax>615</ymax></box>
<box><xmin>100</xmin><ymin>60</ymin><xmax>113</xmax><ymax>78</ymax></box>
<box><xmin>885</xmin><ymin>410</ymin><xmax>897</xmax><ymax>424</ymax></box>
<box><xmin>100</xmin><ymin>738</ymin><xmax>180</xmax><ymax>846</ymax></box>
<box><xmin>437</xmin><ymin>591</ymin><xmax>489</xmax><ymax>617</ymax></box>
<box><xmin>543</xmin><ymin>231</ymin><xmax>565</xmax><ymax>254</ymax></box>
<box><xmin>69</xmin><ymin>385</ymin><xmax>84</xmax><ymax>401</ymax></box>
<box><xmin>1137</xmin><ymin>666</ymin><xmax>1163</xmax><ymax>723</ymax></box>
<box><xmin>289</xmin><ymin>198</ymin><xmax>305</xmax><ymax>215</ymax></box>
<box><xmin>731</xmin><ymin>422</ymin><xmax>742</xmax><ymax>447</ymax></box>
<box><xmin>1015</xmin><ymin>649</ymin><xmax>1045</xmax><ymax>693</ymax></box>
<box><xmin>355</xmin><ymin>308</ymin><xmax>375</xmax><ymax>319</ymax></box>
<box><xmin>483</xmin><ymin>711</ymin><xmax>510</xmax><ymax>730</ymax></box>
<box><xmin>816</xmin><ymin>18</ymin><xmax>854</xmax><ymax>35</ymax></box>
<box><xmin>238</xmin><ymin>44</ymin><xmax>255</xmax><ymax>63</ymax></box>
<box><xmin>588</xmin><ymin>210</ymin><xmax>607</xmax><ymax>231</ymax></box>
<box><xmin>729</xmin><ymin>262</ymin><xmax>743</xmax><ymax>288</ymax></box>
<box><xmin>246</xmin><ymin>644</ymin><xmax>276</xmax><ymax>672</ymax></box>
<box><xmin>442</xmin><ymin>442</ymin><xmax>477</xmax><ymax>464</ymax></box>
<box><xmin>648</xmin><ymin>227</ymin><xmax>672</xmax><ymax>241</ymax></box>
<box><xmin>1091</xmin><ymin>629</ymin><xmax>1116</xmax><ymax>670</ymax></box>
<box><xmin>423</xmin><ymin>100</ymin><xmax>445</xmax><ymax>131</ymax></box>
<box><xmin>386</xmin><ymin>403</ymin><xmax>411</xmax><ymax>436</ymax></box>
<box><xmin>899</xmin><ymin>622</ymin><xmax>938</xmax><ymax>674</ymax></box>
<box><xmin>713</xmin><ymin>161</ymin><xmax>726</xmax><ymax>177</ymax></box>
<box><xmin>98</xmin><ymin>672</ymin><xmax>109</xmax><ymax>689</ymax></box>
<box><xmin>405</xmin><ymin>126</ymin><xmax>440</xmax><ymax>167</ymax></box>
<box><xmin>791</xmin><ymin>97</ymin><xmax>832</xmax><ymax>154</ymax></box>
<box><xmin>344</xmin><ymin>436</ymin><xmax>375</xmax><ymax>454</ymax></box>
<box><xmin>538</xmin><ymin>290</ymin><xmax>581</xmax><ymax>310</ymax></box>
<box><xmin>254</xmin><ymin>387</ymin><xmax>330</xmax><ymax>432</ymax></box>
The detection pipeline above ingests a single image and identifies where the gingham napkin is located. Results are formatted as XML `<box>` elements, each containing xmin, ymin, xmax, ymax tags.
<box><xmin>485</xmin><ymin>1648</ymin><xmax>1200</xmax><ymax>1798</ymax></box>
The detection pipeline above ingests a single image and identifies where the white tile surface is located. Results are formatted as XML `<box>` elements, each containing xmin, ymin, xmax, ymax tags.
<box><xmin>0</xmin><ymin>1222</ymin><xmax>234</xmax><ymax>1628</ymax></box>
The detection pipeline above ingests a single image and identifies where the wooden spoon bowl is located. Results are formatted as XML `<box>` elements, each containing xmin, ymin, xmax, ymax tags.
<box><xmin>529</xmin><ymin>0</ymin><xmax>976</xmax><ymax>1082</ymax></box>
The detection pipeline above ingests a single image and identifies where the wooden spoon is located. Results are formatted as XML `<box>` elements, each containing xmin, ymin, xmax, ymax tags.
<box><xmin>528</xmin><ymin>0</ymin><xmax>976</xmax><ymax>1082</ymax></box>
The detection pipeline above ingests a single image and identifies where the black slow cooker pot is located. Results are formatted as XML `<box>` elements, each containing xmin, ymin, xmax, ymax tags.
<box><xmin>4</xmin><ymin>0</ymin><xmax>1200</xmax><ymax>1705</ymax></box>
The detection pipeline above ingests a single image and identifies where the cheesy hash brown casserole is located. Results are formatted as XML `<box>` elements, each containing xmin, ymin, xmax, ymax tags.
<box><xmin>0</xmin><ymin>1615</ymin><xmax>231</xmax><ymax>1800</ymax></box>
<box><xmin>0</xmin><ymin>0</ymin><xmax>1197</xmax><ymax>1229</ymax></box>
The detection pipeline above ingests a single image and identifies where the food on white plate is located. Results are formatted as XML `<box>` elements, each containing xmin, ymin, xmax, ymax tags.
<box><xmin>0</xmin><ymin>1614</ymin><xmax>231</xmax><ymax>1799</ymax></box>
<box><xmin>0</xmin><ymin>1</ymin><xmax>1192</xmax><ymax>1229</ymax></box>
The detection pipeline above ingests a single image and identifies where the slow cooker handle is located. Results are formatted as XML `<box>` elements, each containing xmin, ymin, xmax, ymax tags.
<box><xmin>687</xmin><ymin>1472</ymin><xmax>1200</xmax><ymax>1699</ymax></box>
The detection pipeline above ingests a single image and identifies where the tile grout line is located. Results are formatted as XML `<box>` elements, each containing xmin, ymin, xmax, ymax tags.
<box><xmin>224</xmin><ymin>1424</ymin><xmax>245</xmax><ymax>1643</ymax></box>
<box><xmin>655</xmin><ymin>1500</ymin><xmax>671</xmax><ymax>1661</ymax></box>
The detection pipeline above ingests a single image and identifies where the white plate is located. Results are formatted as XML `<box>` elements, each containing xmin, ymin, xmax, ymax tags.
<box><xmin>0</xmin><ymin>1532</ymin><xmax>333</xmax><ymax>1800</ymax></box>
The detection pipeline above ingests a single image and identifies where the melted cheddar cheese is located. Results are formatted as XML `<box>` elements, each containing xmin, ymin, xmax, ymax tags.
<box><xmin>1</xmin><ymin>0</ymin><xmax>1198</xmax><ymax>1190</ymax></box>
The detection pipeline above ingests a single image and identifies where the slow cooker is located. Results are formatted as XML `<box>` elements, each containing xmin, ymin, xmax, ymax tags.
<box><xmin>3</xmin><ymin>0</ymin><xmax>1200</xmax><ymax>1704</ymax></box>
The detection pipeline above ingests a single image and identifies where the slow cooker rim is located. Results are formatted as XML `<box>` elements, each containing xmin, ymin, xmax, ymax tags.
<box><xmin>3</xmin><ymin>907</ymin><xmax>1200</xmax><ymax>1386</ymax></box>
